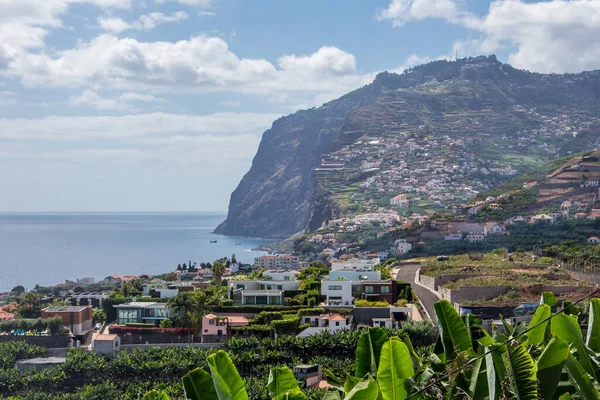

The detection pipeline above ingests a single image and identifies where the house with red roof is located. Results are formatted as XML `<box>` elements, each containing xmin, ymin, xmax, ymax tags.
<box><xmin>588</xmin><ymin>236</ymin><xmax>600</xmax><ymax>244</ymax></box>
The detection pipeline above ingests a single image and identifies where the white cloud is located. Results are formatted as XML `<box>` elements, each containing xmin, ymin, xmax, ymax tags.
<box><xmin>10</xmin><ymin>35</ymin><xmax>373</xmax><ymax>107</ymax></box>
<box><xmin>0</xmin><ymin>0</ymin><xmax>129</xmax><ymax>51</ymax></box>
<box><xmin>379</xmin><ymin>0</ymin><xmax>600</xmax><ymax>74</ymax></box>
<box><xmin>198</xmin><ymin>10</ymin><xmax>216</xmax><ymax>17</ymax></box>
<box><xmin>377</xmin><ymin>0</ymin><xmax>477</xmax><ymax>27</ymax></box>
<box><xmin>68</xmin><ymin>89</ymin><xmax>162</xmax><ymax>110</ymax></box>
<box><xmin>0</xmin><ymin>112</ymin><xmax>281</xmax><ymax>141</ymax></box>
<box><xmin>156</xmin><ymin>0</ymin><xmax>212</xmax><ymax>7</ymax></box>
<box><xmin>98</xmin><ymin>11</ymin><xmax>189</xmax><ymax>33</ymax></box>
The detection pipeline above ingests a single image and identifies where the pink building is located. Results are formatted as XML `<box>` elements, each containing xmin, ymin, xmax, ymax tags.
<box><xmin>201</xmin><ymin>314</ymin><xmax>249</xmax><ymax>338</ymax></box>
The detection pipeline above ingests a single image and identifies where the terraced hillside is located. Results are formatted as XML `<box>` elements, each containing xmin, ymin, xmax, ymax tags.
<box><xmin>217</xmin><ymin>55</ymin><xmax>600</xmax><ymax>238</ymax></box>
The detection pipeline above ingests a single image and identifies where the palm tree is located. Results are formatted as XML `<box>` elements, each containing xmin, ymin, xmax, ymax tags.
<box><xmin>211</xmin><ymin>260</ymin><xmax>226</xmax><ymax>287</ymax></box>
<box><xmin>167</xmin><ymin>293</ymin><xmax>197</xmax><ymax>343</ymax></box>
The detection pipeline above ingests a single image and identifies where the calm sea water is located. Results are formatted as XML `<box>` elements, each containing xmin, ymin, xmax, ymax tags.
<box><xmin>0</xmin><ymin>213</ymin><xmax>271</xmax><ymax>292</ymax></box>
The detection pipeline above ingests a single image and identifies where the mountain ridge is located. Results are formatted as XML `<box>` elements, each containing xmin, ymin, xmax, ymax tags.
<box><xmin>216</xmin><ymin>55</ymin><xmax>600</xmax><ymax>238</ymax></box>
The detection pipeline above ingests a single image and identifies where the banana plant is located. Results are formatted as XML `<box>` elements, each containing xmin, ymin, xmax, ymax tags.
<box><xmin>144</xmin><ymin>295</ymin><xmax>600</xmax><ymax>400</ymax></box>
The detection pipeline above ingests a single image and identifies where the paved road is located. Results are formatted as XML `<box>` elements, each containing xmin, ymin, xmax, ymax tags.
<box><xmin>395</xmin><ymin>263</ymin><xmax>439</xmax><ymax>326</ymax></box>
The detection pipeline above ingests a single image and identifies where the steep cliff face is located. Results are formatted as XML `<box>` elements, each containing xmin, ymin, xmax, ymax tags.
<box><xmin>216</xmin><ymin>56</ymin><xmax>600</xmax><ymax>238</ymax></box>
<box><xmin>214</xmin><ymin>83</ymin><xmax>383</xmax><ymax>238</ymax></box>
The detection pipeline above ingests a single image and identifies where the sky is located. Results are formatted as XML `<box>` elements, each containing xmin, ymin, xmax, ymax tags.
<box><xmin>1</xmin><ymin>0</ymin><xmax>600</xmax><ymax>212</ymax></box>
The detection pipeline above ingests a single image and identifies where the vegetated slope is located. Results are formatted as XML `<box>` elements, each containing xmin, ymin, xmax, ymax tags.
<box><xmin>474</xmin><ymin>150</ymin><xmax>600</xmax><ymax>221</ymax></box>
<box><xmin>216</xmin><ymin>55</ymin><xmax>600</xmax><ymax>238</ymax></box>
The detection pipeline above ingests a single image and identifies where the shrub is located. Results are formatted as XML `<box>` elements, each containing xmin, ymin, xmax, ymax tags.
<box><xmin>253</xmin><ymin>311</ymin><xmax>284</xmax><ymax>325</ymax></box>
<box><xmin>541</xmin><ymin>256</ymin><xmax>553</xmax><ymax>263</ymax></box>
<box><xmin>354</xmin><ymin>300</ymin><xmax>390</xmax><ymax>308</ymax></box>
<box><xmin>297</xmin><ymin>308</ymin><xmax>325</xmax><ymax>316</ymax></box>
<box><xmin>271</xmin><ymin>317</ymin><xmax>300</xmax><ymax>331</ymax></box>
<box><xmin>108</xmin><ymin>326</ymin><xmax>189</xmax><ymax>335</ymax></box>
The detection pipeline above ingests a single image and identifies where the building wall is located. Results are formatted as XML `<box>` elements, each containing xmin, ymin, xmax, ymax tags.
<box><xmin>321</xmin><ymin>280</ymin><xmax>356</xmax><ymax>305</ymax></box>
<box><xmin>94</xmin><ymin>337</ymin><xmax>120</xmax><ymax>354</ymax></box>
<box><xmin>202</xmin><ymin>316</ymin><xmax>228</xmax><ymax>336</ymax></box>
<box><xmin>329</xmin><ymin>270</ymin><xmax>381</xmax><ymax>280</ymax></box>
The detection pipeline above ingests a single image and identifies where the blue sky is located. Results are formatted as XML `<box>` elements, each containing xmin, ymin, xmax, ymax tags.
<box><xmin>1</xmin><ymin>0</ymin><xmax>599</xmax><ymax>212</ymax></box>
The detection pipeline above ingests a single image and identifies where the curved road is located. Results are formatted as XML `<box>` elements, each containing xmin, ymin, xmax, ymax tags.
<box><xmin>394</xmin><ymin>263</ymin><xmax>439</xmax><ymax>326</ymax></box>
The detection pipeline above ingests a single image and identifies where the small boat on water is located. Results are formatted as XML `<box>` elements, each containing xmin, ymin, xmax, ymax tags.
<box><xmin>210</xmin><ymin>239</ymin><xmax>217</xmax><ymax>243</ymax></box>
<box><xmin>234</xmin><ymin>243</ymin><xmax>241</xmax><ymax>245</ymax></box>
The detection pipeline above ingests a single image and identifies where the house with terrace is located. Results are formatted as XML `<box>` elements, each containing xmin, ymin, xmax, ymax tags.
<box><xmin>321</xmin><ymin>279</ymin><xmax>400</xmax><ymax>306</ymax></box>
<box><xmin>201</xmin><ymin>314</ymin><xmax>249</xmax><ymax>341</ymax></box>
<box><xmin>113</xmin><ymin>302</ymin><xmax>170</xmax><ymax>326</ymax></box>
<box><xmin>227</xmin><ymin>270</ymin><xmax>300</xmax><ymax>306</ymax></box>
<box><xmin>296</xmin><ymin>313</ymin><xmax>351</xmax><ymax>337</ymax></box>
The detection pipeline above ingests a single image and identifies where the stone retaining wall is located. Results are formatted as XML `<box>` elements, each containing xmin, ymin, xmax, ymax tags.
<box><xmin>0</xmin><ymin>335</ymin><xmax>72</xmax><ymax>348</ymax></box>
<box><xmin>438</xmin><ymin>286</ymin><xmax>509</xmax><ymax>305</ymax></box>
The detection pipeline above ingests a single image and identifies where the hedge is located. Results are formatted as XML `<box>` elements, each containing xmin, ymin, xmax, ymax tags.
<box><xmin>271</xmin><ymin>317</ymin><xmax>300</xmax><ymax>331</ymax></box>
<box><xmin>209</xmin><ymin>305</ymin><xmax>306</xmax><ymax>314</ymax></box>
<box><xmin>297</xmin><ymin>308</ymin><xmax>325</xmax><ymax>316</ymax></box>
<box><xmin>229</xmin><ymin>324</ymin><xmax>272</xmax><ymax>332</ymax></box>
<box><xmin>253</xmin><ymin>311</ymin><xmax>284</xmax><ymax>325</ymax></box>
<box><xmin>108</xmin><ymin>326</ymin><xmax>190</xmax><ymax>335</ymax></box>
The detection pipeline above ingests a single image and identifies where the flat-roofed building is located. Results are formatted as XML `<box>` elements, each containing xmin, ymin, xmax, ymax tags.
<box><xmin>41</xmin><ymin>305</ymin><xmax>92</xmax><ymax>335</ymax></box>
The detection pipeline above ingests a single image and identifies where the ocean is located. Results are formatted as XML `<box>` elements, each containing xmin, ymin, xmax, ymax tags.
<box><xmin>0</xmin><ymin>213</ymin><xmax>272</xmax><ymax>292</ymax></box>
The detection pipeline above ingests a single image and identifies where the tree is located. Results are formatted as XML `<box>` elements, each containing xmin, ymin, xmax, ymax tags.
<box><xmin>231</xmin><ymin>253</ymin><xmax>237</xmax><ymax>264</ymax></box>
<box><xmin>93</xmin><ymin>309</ymin><xmax>106</xmax><ymax>324</ymax></box>
<box><xmin>164</xmin><ymin>272</ymin><xmax>177</xmax><ymax>282</ymax></box>
<box><xmin>211</xmin><ymin>260</ymin><xmax>226</xmax><ymax>287</ymax></box>
<box><xmin>10</xmin><ymin>286</ymin><xmax>25</xmax><ymax>296</ymax></box>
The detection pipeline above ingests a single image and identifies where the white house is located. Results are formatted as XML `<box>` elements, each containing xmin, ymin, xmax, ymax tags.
<box><xmin>393</xmin><ymin>239</ymin><xmax>412</xmax><ymax>254</ymax></box>
<box><xmin>93</xmin><ymin>334</ymin><xmax>120</xmax><ymax>355</ymax></box>
<box><xmin>331</xmin><ymin>258</ymin><xmax>379</xmax><ymax>271</ymax></box>
<box><xmin>329</xmin><ymin>270</ymin><xmax>381</xmax><ymax>281</ymax></box>
<box><xmin>321</xmin><ymin>280</ymin><xmax>360</xmax><ymax>306</ymax></box>
<box><xmin>588</xmin><ymin>236</ymin><xmax>600</xmax><ymax>244</ymax></box>
<box><xmin>296</xmin><ymin>313</ymin><xmax>350</xmax><ymax>337</ymax></box>
<box><xmin>228</xmin><ymin>274</ymin><xmax>300</xmax><ymax>306</ymax></box>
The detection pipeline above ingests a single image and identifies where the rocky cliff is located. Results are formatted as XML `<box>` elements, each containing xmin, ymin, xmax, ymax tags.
<box><xmin>215</xmin><ymin>55</ymin><xmax>600</xmax><ymax>238</ymax></box>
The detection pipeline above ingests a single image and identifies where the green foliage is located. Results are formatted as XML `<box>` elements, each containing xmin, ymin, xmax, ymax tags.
<box><xmin>92</xmin><ymin>309</ymin><xmax>106</xmax><ymax>324</ymax></box>
<box><xmin>354</xmin><ymin>300</ymin><xmax>390</xmax><ymax>308</ymax></box>
<box><xmin>0</xmin><ymin>342</ymin><xmax>46</xmax><ymax>369</ymax></box>
<box><xmin>0</xmin><ymin>317</ymin><xmax>62</xmax><ymax>335</ymax></box>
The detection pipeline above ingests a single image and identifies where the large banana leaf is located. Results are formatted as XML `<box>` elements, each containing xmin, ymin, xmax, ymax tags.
<box><xmin>344</xmin><ymin>374</ymin><xmax>380</xmax><ymax>400</ymax></box>
<box><xmin>525</xmin><ymin>304</ymin><xmax>551</xmax><ymax>346</ymax></box>
<box><xmin>377</xmin><ymin>340</ymin><xmax>415</xmax><ymax>400</ymax></box>
<box><xmin>485</xmin><ymin>348</ymin><xmax>506</xmax><ymax>400</ymax></box>
<box><xmin>551</xmin><ymin>313</ymin><xmax>597</xmax><ymax>380</ymax></box>
<box><xmin>468</xmin><ymin>356</ymin><xmax>489</xmax><ymax>400</ymax></box>
<box><xmin>322</xmin><ymin>391</ymin><xmax>342</xmax><ymax>400</ymax></box>
<box><xmin>182</xmin><ymin>368</ymin><xmax>218</xmax><ymax>400</ymax></box>
<box><xmin>267</xmin><ymin>367</ymin><xmax>306</xmax><ymax>400</ymax></box>
<box><xmin>355</xmin><ymin>327</ymin><xmax>388</xmax><ymax>377</ymax></box>
<box><xmin>142</xmin><ymin>391</ymin><xmax>170</xmax><ymax>400</ymax></box>
<box><xmin>564</xmin><ymin>353</ymin><xmax>600</xmax><ymax>400</ymax></box>
<box><xmin>536</xmin><ymin>337</ymin><xmax>569</xmax><ymax>400</ymax></box>
<box><xmin>434</xmin><ymin>300</ymin><xmax>473</xmax><ymax>359</ymax></box>
<box><xmin>540</xmin><ymin>292</ymin><xmax>557</xmax><ymax>308</ymax></box>
<box><xmin>502</xmin><ymin>342</ymin><xmax>538</xmax><ymax>400</ymax></box>
<box><xmin>586</xmin><ymin>299</ymin><xmax>600</xmax><ymax>353</ymax></box>
<box><xmin>344</xmin><ymin>375</ymin><xmax>363</xmax><ymax>395</ymax></box>
<box><xmin>206</xmin><ymin>351</ymin><xmax>248</xmax><ymax>400</ymax></box>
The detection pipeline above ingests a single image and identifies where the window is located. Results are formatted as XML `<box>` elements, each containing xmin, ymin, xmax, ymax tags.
<box><xmin>351</xmin><ymin>285</ymin><xmax>362</xmax><ymax>293</ymax></box>
<box><xmin>335</xmin><ymin>321</ymin><xmax>340</xmax><ymax>326</ymax></box>
<box><xmin>380</xmin><ymin>286</ymin><xmax>390</xmax><ymax>294</ymax></box>
<box><xmin>364</xmin><ymin>286</ymin><xmax>374</xmax><ymax>294</ymax></box>
<box><xmin>217</xmin><ymin>330</ymin><xmax>222</xmax><ymax>336</ymax></box>
<box><xmin>277</xmin><ymin>285</ymin><xmax>283</xmax><ymax>290</ymax></box>
<box><xmin>236</xmin><ymin>284</ymin><xmax>245</xmax><ymax>290</ymax></box>
<box><xmin>305</xmin><ymin>318</ymin><xmax>310</xmax><ymax>323</ymax></box>
<box><xmin>267</xmin><ymin>285</ymin><xmax>272</xmax><ymax>290</ymax></box>
<box><xmin>284</xmin><ymin>276</ymin><xmax>289</xmax><ymax>280</ymax></box>
<box><xmin>204</xmin><ymin>329</ymin><xmax>208</xmax><ymax>333</ymax></box>
<box><xmin>328</xmin><ymin>285</ymin><xmax>342</xmax><ymax>290</ymax></box>
<box><xmin>209</xmin><ymin>319</ymin><xmax>215</xmax><ymax>325</ymax></box>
